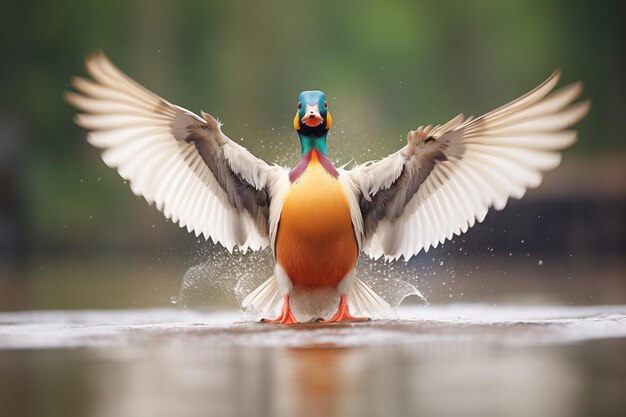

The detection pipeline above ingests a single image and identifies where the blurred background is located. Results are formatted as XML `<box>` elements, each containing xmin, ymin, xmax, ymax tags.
<box><xmin>0</xmin><ymin>0</ymin><xmax>624</xmax><ymax>310</ymax></box>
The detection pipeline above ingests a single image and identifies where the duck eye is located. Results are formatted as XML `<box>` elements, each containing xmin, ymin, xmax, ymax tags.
<box><xmin>298</xmin><ymin>102</ymin><xmax>302</xmax><ymax>110</ymax></box>
<box><xmin>324</xmin><ymin>100</ymin><xmax>328</xmax><ymax>108</ymax></box>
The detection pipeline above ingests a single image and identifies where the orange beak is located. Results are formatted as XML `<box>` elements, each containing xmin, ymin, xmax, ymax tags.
<box><xmin>302</xmin><ymin>103</ymin><xmax>324</xmax><ymax>127</ymax></box>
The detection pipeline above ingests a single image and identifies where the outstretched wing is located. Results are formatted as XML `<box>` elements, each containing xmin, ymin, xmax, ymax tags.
<box><xmin>348</xmin><ymin>70</ymin><xmax>590</xmax><ymax>261</ymax></box>
<box><xmin>66</xmin><ymin>52</ymin><xmax>284</xmax><ymax>252</ymax></box>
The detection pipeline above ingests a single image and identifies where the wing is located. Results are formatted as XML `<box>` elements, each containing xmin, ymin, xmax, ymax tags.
<box><xmin>348</xmin><ymin>70</ymin><xmax>590</xmax><ymax>261</ymax></box>
<box><xmin>65</xmin><ymin>51</ymin><xmax>285</xmax><ymax>252</ymax></box>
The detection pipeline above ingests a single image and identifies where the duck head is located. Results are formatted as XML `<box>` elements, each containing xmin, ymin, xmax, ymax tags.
<box><xmin>293</xmin><ymin>90</ymin><xmax>332</xmax><ymax>156</ymax></box>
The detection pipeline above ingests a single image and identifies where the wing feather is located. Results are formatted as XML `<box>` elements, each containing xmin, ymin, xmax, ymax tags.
<box><xmin>349</xmin><ymin>71</ymin><xmax>589</xmax><ymax>260</ymax></box>
<box><xmin>66</xmin><ymin>52</ymin><xmax>285</xmax><ymax>252</ymax></box>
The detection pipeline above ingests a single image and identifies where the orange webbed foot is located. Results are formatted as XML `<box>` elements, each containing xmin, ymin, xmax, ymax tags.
<box><xmin>260</xmin><ymin>295</ymin><xmax>299</xmax><ymax>324</ymax></box>
<box><xmin>318</xmin><ymin>294</ymin><xmax>371</xmax><ymax>323</ymax></box>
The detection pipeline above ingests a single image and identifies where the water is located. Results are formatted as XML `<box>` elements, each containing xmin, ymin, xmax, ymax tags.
<box><xmin>175</xmin><ymin>250</ymin><xmax>426</xmax><ymax>312</ymax></box>
<box><xmin>1</xmin><ymin>304</ymin><xmax>625</xmax><ymax>417</ymax></box>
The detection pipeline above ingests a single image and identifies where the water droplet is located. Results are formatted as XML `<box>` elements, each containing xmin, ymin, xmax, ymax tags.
<box><xmin>538</xmin><ymin>260</ymin><xmax>543</xmax><ymax>266</ymax></box>
<box><xmin>170</xmin><ymin>296</ymin><xmax>178</xmax><ymax>305</ymax></box>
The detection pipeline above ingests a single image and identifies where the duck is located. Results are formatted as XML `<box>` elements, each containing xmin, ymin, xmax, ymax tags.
<box><xmin>66</xmin><ymin>52</ymin><xmax>589</xmax><ymax>323</ymax></box>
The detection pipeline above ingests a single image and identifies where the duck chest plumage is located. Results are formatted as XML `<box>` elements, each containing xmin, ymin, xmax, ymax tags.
<box><xmin>275</xmin><ymin>149</ymin><xmax>358</xmax><ymax>289</ymax></box>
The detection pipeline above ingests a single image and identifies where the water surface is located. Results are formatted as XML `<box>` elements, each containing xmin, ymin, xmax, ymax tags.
<box><xmin>1</xmin><ymin>304</ymin><xmax>625</xmax><ymax>417</ymax></box>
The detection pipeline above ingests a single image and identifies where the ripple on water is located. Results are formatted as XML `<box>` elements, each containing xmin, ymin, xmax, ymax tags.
<box><xmin>0</xmin><ymin>304</ymin><xmax>625</xmax><ymax>350</ymax></box>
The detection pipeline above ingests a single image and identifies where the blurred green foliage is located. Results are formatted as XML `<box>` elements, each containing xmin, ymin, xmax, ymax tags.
<box><xmin>0</xmin><ymin>0</ymin><xmax>623</xmax><ymax>250</ymax></box>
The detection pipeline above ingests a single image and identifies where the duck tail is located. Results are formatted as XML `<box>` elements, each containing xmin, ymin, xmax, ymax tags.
<box><xmin>241</xmin><ymin>275</ymin><xmax>282</xmax><ymax>315</ymax></box>
<box><xmin>349</xmin><ymin>278</ymin><xmax>394</xmax><ymax>319</ymax></box>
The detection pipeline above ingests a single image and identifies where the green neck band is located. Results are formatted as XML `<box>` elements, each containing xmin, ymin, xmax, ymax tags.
<box><xmin>298</xmin><ymin>134</ymin><xmax>328</xmax><ymax>156</ymax></box>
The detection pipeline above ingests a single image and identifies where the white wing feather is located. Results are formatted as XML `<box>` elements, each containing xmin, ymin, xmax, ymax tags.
<box><xmin>349</xmin><ymin>70</ymin><xmax>590</xmax><ymax>261</ymax></box>
<box><xmin>66</xmin><ymin>52</ymin><xmax>285</xmax><ymax>252</ymax></box>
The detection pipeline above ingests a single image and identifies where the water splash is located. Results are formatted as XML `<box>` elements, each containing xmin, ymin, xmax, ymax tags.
<box><xmin>355</xmin><ymin>255</ymin><xmax>428</xmax><ymax>309</ymax></box>
<box><xmin>176</xmin><ymin>248</ymin><xmax>427</xmax><ymax>312</ymax></box>
<box><xmin>177</xmin><ymin>246</ymin><xmax>274</xmax><ymax>309</ymax></box>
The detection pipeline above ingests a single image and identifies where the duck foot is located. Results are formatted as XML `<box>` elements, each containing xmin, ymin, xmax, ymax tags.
<box><xmin>260</xmin><ymin>295</ymin><xmax>299</xmax><ymax>324</ymax></box>
<box><xmin>318</xmin><ymin>294</ymin><xmax>371</xmax><ymax>323</ymax></box>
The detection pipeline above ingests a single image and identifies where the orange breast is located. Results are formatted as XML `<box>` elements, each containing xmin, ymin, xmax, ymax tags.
<box><xmin>275</xmin><ymin>151</ymin><xmax>357</xmax><ymax>288</ymax></box>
